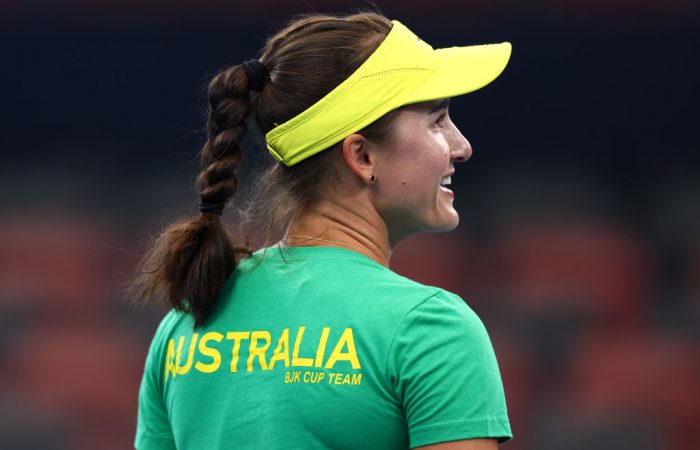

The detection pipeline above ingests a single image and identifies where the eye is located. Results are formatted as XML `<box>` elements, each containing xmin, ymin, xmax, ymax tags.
<box><xmin>434</xmin><ymin>112</ymin><xmax>447</xmax><ymax>128</ymax></box>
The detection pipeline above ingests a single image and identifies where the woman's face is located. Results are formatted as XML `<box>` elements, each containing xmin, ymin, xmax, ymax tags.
<box><xmin>372</xmin><ymin>99</ymin><xmax>471</xmax><ymax>244</ymax></box>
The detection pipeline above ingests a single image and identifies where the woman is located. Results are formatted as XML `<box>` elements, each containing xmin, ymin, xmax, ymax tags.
<box><xmin>132</xmin><ymin>12</ymin><xmax>513</xmax><ymax>450</ymax></box>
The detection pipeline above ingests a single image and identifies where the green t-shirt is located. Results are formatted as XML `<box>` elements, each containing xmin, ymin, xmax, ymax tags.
<box><xmin>135</xmin><ymin>246</ymin><xmax>512</xmax><ymax>449</ymax></box>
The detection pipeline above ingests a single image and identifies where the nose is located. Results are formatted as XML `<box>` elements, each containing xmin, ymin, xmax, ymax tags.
<box><xmin>449</xmin><ymin>126</ymin><xmax>472</xmax><ymax>163</ymax></box>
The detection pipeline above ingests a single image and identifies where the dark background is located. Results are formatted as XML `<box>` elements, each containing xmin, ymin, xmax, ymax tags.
<box><xmin>1</xmin><ymin>1</ymin><xmax>699</xmax><ymax>449</ymax></box>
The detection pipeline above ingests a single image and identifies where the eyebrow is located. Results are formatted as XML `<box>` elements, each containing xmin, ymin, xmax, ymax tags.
<box><xmin>429</xmin><ymin>98</ymin><xmax>450</xmax><ymax>114</ymax></box>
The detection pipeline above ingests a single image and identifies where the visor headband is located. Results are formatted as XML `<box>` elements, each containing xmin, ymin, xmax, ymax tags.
<box><xmin>265</xmin><ymin>20</ymin><xmax>511</xmax><ymax>167</ymax></box>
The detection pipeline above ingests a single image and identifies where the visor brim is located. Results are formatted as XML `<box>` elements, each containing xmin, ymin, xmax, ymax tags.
<box><xmin>405</xmin><ymin>42</ymin><xmax>512</xmax><ymax>105</ymax></box>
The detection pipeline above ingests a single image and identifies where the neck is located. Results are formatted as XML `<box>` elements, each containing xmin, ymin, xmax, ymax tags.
<box><xmin>284</xmin><ymin>197</ymin><xmax>392</xmax><ymax>267</ymax></box>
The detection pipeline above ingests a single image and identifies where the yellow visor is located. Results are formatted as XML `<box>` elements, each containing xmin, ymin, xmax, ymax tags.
<box><xmin>265</xmin><ymin>20</ymin><xmax>512</xmax><ymax>166</ymax></box>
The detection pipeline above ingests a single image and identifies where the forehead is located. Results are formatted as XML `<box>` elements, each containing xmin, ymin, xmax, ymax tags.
<box><xmin>401</xmin><ymin>98</ymin><xmax>450</xmax><ymax>115</ymax></box>
<box><xmin>389</xmin><ymin>99</ymin><xmax>450</xmax><ymax>128</ymax></box>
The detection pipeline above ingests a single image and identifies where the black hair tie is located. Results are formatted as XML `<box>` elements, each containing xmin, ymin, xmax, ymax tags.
<box><xmin>242</xmin><ymin>59</ymin><xmax>265</xmax><ymax>93</ymax></box>
<box><xmin>198</xmin><ymin>202</ymin><xmax>225</xmax><ymax>215</ymax></box>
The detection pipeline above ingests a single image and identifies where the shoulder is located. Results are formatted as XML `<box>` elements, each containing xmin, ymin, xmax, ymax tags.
<box><xmin>146</xmin><ymin>309</ymin><xmax>193</xmax><ymax>356</ymax></box>
<box><xmin>387</xmin><ymin>291</ymin><xmax>512</xmax><ymax>447</ymax></box>
<box><xmin>403</xmin><ymin>289</ymin><xmax>482</xmax><ymax>328</ymax></box>
<box><xmin>391</xmin><ymin>289</ymin><xmax>485</xmax><ymax>350</ymax></box>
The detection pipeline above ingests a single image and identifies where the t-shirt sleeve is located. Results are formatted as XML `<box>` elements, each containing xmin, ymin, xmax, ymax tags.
<box><xmin>387</xmin><ymin>290</ymin><xmax>513</xmax><ymax>448</ymax></box>
<box><xmin>134</xmin><ymin>318</ymin><xmax>177</xmax><ymax>450</ymax></box>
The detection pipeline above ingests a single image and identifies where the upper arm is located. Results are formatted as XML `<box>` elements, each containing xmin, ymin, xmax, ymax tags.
<box><xmin>388</xmin><ymin>292</ymin><xmax>512</xmax><ymax>448</ymax></box>
<box><xmin>415</xmin><ymin>438</ymin><xmax>499</xmax><ymax>450</ymax></box>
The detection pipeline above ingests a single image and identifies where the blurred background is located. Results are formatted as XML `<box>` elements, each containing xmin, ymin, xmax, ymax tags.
<box><xmin>2</xmin><ymin>0</ymin><xmax>699</xmax><ymax>449</ymax></box>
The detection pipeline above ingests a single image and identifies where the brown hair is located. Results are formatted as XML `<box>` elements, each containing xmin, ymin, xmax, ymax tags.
<box><xmin>128</xmin><ymin>12</ymin><xmax>396</xmax><ymax>327</ymax></box>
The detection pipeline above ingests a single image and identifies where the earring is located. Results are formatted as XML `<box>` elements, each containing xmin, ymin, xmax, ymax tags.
<box><xmin>369</xmin><ymin>175</ymin><xmax>376</xmax><ymax>184</ymax></box>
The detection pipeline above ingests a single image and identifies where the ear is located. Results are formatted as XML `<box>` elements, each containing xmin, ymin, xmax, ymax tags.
<box><xmin>341</xmin><ymin>133</ymin><xmax>376</xmax><ymax>185</ymax></box>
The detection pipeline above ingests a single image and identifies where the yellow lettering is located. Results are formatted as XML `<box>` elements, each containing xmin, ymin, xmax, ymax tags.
<box><xmin>164</xmin><ymin>338</ymin><xmax>176</xmax><ymax>381</ymax></box>
<box><xmin>285</xmin><ymin>371</ymin><xmax>301</xmax><ymax>383</ymax></box>
<box><xmin>314</xmin><ymin>327</ymin><xmax>331</xmax><ymax>367</ymax></box>
<box><xmin>247</xmin><ymin>331</ymin><xmax>271</xmax><ymax>372</ymax></box>
<box><xmin>195</xmin><ymin>332</ymin><xmax>223</xmax><ymax>373</ymax></box>
<box><xmin>226</xmin><ymin>331</ymin><xmax>250</xmax><ymax>372</ymax></box>
<box><xmin>324</xmin><ymin>328</ymin><xmax>361</xmax><ymax>369</ymax></box>
<box><xmin>161</xmin><ymin>328</ymin><xmax>363</xmax><ymax>378</ymax></box>
<box><xmin>175</xmin><ymin>334</ymin><xmax>198</xmax><ymax>375</ymax></box>
<box><xmin>308</xmin><ymin>371</ymin><xmax>324</xmax><ymax>383</ymax></box>
<box><xmin>268</xmin><ymin>328</ymin><xmax>290</xmax><ymax>370</ymax></box>
<box><xmin>292</xmin><ymin>327</ymin><xmax>313</xmax><ymax>367</ymax></box>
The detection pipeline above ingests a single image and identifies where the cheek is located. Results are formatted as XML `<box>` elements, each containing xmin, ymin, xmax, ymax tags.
<box><xmin>376</xmin><ymin>131</ymin><xmax>447</xmax><ymax>191</ymax></box>
<box><xmin>384</xmin><ymin>153</ymin><xmax>446</xmax><ymax>194</ymax></box>
<box><xmin>387</xmin><ymin>172</ymin><xmax>423</xmax><ymax>198</ymax></box>
<box><xmin>376</xmin><ymin>170</ymin><xmax>428</xmax><ymax>211</ymax></box>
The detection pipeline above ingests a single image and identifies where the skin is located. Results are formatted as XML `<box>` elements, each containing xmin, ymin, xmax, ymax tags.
<box><xmin>416</xmin><ymin>439</ymin><xmax>498</xmax><ymax>450</ymax></box>
<box><xmin>287</xmin><ymin>98</ymin><xmax>471</xmax><ymax>267</ymax></box>
<box><xmin>287</xmin><ymin>99</ymin><xmax>495</xmax><ymax>449</ymax></box>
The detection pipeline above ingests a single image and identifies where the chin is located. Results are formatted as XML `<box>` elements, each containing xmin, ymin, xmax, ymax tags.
<box><xmin>436</xmin><ymin>222</ymin><xmax>459</xmax><ymax>233</ymax></box>
<box><xmin>429</xmin><ymin>213</ymin><xmax>460</xmax><ymax>233</ymax></box>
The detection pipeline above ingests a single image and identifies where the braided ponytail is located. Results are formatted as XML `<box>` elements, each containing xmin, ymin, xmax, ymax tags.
<box><xmin>129</xmin><ymin>64</ymin><xmax>257</xmax><ymax>327</ymax></box>
<box><xmin>130</xmin><ymin>12</ymin><xmax>394</xmax><ymax>328</ymax></box>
